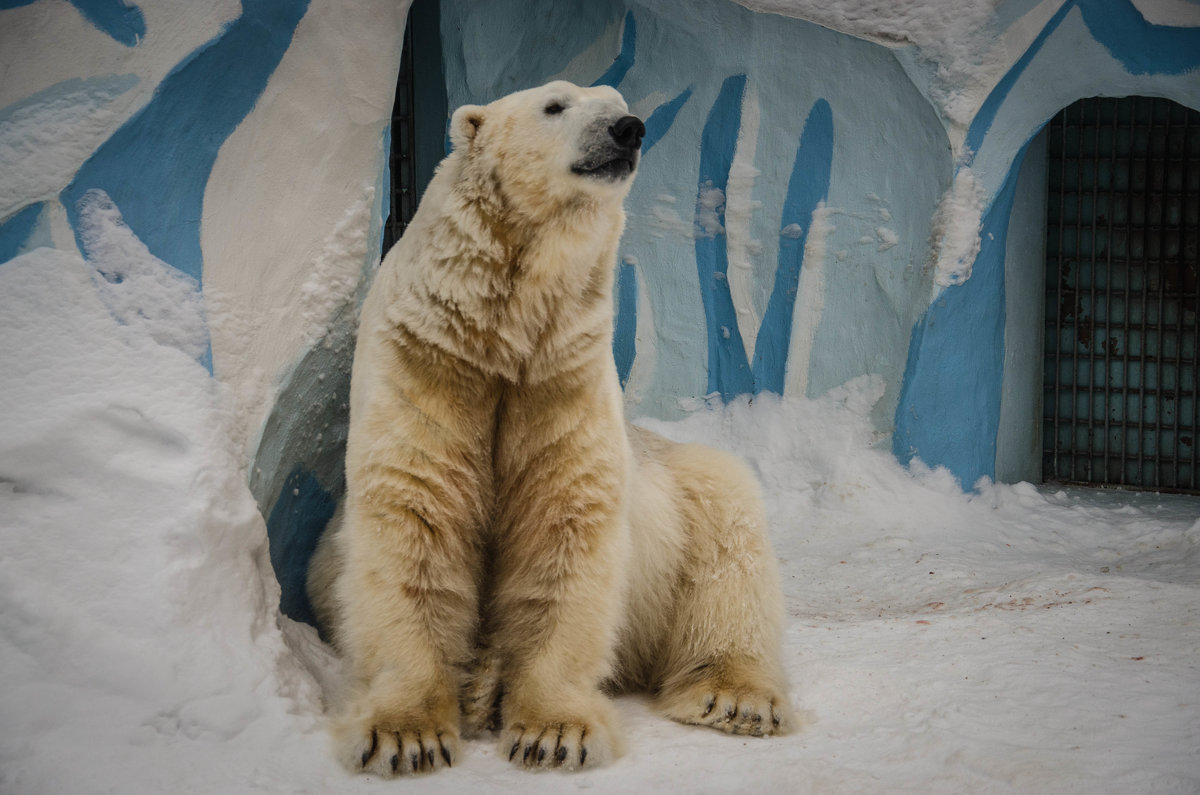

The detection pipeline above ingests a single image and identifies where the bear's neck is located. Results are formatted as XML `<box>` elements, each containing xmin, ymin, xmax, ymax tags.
<box><xmin>392</xmin><ymin>186</ymin><xmax>623</xmax><ymax>383</ymax></box>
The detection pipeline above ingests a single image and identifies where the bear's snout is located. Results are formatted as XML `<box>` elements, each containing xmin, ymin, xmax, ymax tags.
<box><xmin>571</xmin><ymin>113</ymin><xmax>645</xmax><ymax>182</ymax></box>
<box><xmin>609</xmin><ymin>115</ymin><xmax>646</xmax><ymax>150</ymax></box>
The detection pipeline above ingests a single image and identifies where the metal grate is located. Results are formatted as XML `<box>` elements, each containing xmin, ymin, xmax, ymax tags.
<box><xmin>1043</xmin><ymin>96</ymin><xmax>1200</xmax><ymax>493</ymax></box>
<box><xmin>381</xmin><ymin>16</ymin><xmax>417</xmax><ymax>254</ymax></box>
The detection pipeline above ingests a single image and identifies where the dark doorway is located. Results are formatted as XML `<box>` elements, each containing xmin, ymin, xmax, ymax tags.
<box><xmin>1043</xmin><ymin>96</ymin><xmax>1199</xmax><ymax>493</ymax></box>
<box><xmin>381</xmin><ymin>0</ymin><xmax>447</xmax><ymax>254</ymax></box>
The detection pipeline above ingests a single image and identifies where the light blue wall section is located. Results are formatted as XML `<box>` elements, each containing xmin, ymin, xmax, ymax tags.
<box><xmin>996</xmin><ymin>127</ymin><xmax>1048</xmax><ymax>485</ymax></box>
<box><xmin>753</xmin><ymin>98</ymin><xmax>833</xmax><ymax>396</ymax></box>
<box><xmin>441</xmin><ymin>0</ymin><xmax>950</xmax><ymax>424</ymax></box>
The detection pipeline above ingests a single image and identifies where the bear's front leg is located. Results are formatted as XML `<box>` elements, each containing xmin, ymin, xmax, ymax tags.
<box><xmin>333</xmin><ymin>390</ymin><xmax>492</xmax><ymax>777</ymax></box>
<box><xmin>489</xmin><ymin>375</ymin><xmax>632</xmax><ymax>770</ymax></box>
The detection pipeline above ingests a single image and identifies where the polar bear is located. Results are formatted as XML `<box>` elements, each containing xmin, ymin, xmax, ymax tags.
<box><xmin>306</xmin><ymin>80</ymin><xmax>793</xmax><ymax>776</ymax></box>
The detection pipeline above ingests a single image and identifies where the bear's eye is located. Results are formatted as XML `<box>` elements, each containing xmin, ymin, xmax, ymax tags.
<box><xmin>544</xmin><ymin>101</ymin><xmax>566</xmax><ymax>116</ymax></box>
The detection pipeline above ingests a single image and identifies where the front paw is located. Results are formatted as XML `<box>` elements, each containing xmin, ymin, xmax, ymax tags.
<box><xmin>659</xmin><ymin>673</ymin><xmax>794</xmax><ymax>736</ymax></box>
<box><xmin>333</xmin><ymin>708</ymin><xmax>459</xmax><ymax>776</ymax></box>
<box><xmin>500</xmin><ymin>697</ymin><xmax>621</xmax><ymax>771</ymax></box>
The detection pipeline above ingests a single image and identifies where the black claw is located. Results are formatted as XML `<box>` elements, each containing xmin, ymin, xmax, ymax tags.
<box><xmin>701</xmin><ymin>698</ymin><xmax>716</xmax><ymax>717</ymax></box>
<box><xmin>523</xmin><ymin>743</ymin><xmax>533</xmax><ymax>763</ymax></box>
<box><xmin>537</xmin><ymin>746</ymin><xmax>546</xmax><ymax>763</ymax></box>
<box><xmin>362</xmin><ymin>730</ymin><xmax>378</xmax><ymax>768</ymax></box>
<box><xmin>724</xmin><ymin>705</ymin><xmax>736</xmax><ymax>720</ymax></box>
<box><xmin>509</xmin><ymin>741</ymin><xmax>520</xmax><ymax>761</ymax></box>
<box><xmin>555</xmin><ymin>745</ymin><xmax>568</xmax><ymax>763</ymax></box>
<box><xmin>411</xmin><ymin>752</ymin><xmax>420</xmax><ymax>772</ymax></box>
<box><xmin>441</xmin><ymin>744</ymin><xmax>453</xmax><ymax>767</ymax></box>
<box><xmin>390</xmin><ymin>754</ymin><xmax>399</xmax><ymax>773</ymax></box>
<box><xmin>580</xmin><ymin>747</ymin><xmax>588</xmax><ymax>766</ymax></box>
<box><xmin>427</xmin><ymin>747</ymin><xmax>436</xmax><ymax>767</ymax></box>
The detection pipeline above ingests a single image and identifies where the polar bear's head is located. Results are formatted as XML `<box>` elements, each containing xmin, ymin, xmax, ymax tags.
<box><xmin>448</xmin><ymin>81</ymin><xmax>645</xmax><ymax>214</ymax></box>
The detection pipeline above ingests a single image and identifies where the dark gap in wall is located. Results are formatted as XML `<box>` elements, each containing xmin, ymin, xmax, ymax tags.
<box><xmin>382</xmin><ymin>0</ymin><xmax>447</xmax><ymax>255</ymax></box>
<box><xmin>1043</xmin><ymin>96</ymin><xmax>1199</xmax><ymax>494</ymax></box>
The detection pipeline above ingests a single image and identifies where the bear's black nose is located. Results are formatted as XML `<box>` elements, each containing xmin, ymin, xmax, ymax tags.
<box><xmin>609</xmin><ymin>115</ymin><xmax>646</xmax><ymax>150</ymax></box>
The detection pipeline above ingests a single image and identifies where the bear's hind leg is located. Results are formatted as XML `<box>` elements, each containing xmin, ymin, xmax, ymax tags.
<box><xmin>652</xmin><ymin>443</ymin><xmax>795</xmax><ymax>737</ymax></box>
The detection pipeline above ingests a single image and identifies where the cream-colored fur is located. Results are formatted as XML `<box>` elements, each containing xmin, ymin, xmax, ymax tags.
<box><xmin>307</xmin><ymin>81</ymin><xmax>793</xmax><ymax>777</ymax></box>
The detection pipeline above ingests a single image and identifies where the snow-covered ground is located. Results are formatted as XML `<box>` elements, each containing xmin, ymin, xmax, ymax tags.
<box><xmin>2</xmin><ymin>242</ymin><xmax>1198</xmax><ymax>794</ymax></box>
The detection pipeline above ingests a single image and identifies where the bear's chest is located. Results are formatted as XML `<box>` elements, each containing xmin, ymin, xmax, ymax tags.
<box><xmin>395</xmin><ymin>259</ymin><xmax>609</xmax><ymax>384</ymax></box>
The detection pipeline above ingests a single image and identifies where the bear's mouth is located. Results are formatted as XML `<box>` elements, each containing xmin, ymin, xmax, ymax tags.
<box><xmin>571</xmin><ymin>156</ymin><xmax>637</xmax><ymax>181</ymax></box>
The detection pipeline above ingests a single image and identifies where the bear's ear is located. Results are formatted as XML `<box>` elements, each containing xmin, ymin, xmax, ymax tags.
<box><xmin>449</xmin><ymin>104</ymin><xmax>485</xmax><ymax>151</ymax></box>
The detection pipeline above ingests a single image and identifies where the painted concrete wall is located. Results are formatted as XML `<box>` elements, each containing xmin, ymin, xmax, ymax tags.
<box><xmin>892</xmin><ymin>0</ymin><xmax>1200</xmax><ymax>488</ymax></box>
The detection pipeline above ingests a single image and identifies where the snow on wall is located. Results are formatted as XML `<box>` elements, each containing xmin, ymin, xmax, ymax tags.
<box><xmin>2</xmin><ymin>0</ymin><xmax>1199</xmax><ymax>627</ymax></box>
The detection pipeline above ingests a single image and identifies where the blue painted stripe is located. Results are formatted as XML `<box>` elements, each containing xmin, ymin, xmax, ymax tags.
<box><xmin>267</xmin><ymin>465</ymin><xmax>336</xmax><ymax>628</ymax></box>
<box><xmin>892</xmin><ymin>139</ymin><xmax>1033</xmax><ymax>489</ymax></box>
<box><xmin>608</xmin><ymin>87</ymin><xmax>691</xmax><ymax>386</ymax></box>
<box><xmin>592</xmin><ymin>10</ymin><xmax>636</xmax><ymax>88</ymax></box>
<box><xmin>61</xmin><ymin>0</ymin><xmax>311</xmax><ymax>285</ymax></box>
<box><xmin>0</xmin><ymin>203</ymin><xmax>45</xmax><ymax>263</ymax></box>
<box><xmin>1</xmin><ymin>1</ymin><xmax>148</xmax><ymax>45</ymax></box>
<box><xmin>965</xmin><ymin>0</ymin><xmax>1074</xmax><ymax>159</ymax></box>
<box><xmin>966</xmin><ymin>0</ymin><xmax>1200</xmax><ymax>161</ymax></box>
<box><xmin>1078</xmin><ymin>0</ymin><xmax>1200</xmax><ymax>75</ymax></box>
<box><xmin>613</xmin><ymin>261</ymin><xmax>638</xmax><ymax>388</ymax></box>
<box><xmin>69</xmin><ymin>0</ymin><xmax>146</xmax><ymax>47</ymax></box>
<box><xmin>753</xmin><ymin>99</ymin><xmax>833</xmax><ymax>395</ymax></box>
<box><xmin>694</xmin><ymin>74</ymin><xmax>753</xmax><ymax>400</ymax></box>
<box><xmin>642</xmin><ymin>86</ymin><xmax>692</xmax><ymax>155</ymax></box>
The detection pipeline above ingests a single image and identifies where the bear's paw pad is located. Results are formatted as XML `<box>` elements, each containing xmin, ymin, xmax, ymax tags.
<box><xmin>338</xmin><ymin>720</ymin><xmax>459</xmax><ymax>777</ymax></box>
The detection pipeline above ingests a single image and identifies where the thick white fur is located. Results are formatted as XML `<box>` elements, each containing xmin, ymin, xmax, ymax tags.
<box><xmin>307</xmin><ymin>81</ymin><xmax>793</xmax><ymax>777</ymax></box>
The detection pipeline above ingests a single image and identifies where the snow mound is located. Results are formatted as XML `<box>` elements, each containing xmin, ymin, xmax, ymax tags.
<box><xmin>0</xmin><ymin>249</ymin><xmax>333</xmax><ymax>793</ymax></box>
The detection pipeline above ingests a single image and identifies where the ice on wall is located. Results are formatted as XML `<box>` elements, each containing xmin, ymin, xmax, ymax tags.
<box><xmin>927</xmin><ymin>166</ymin><xmax>986</xmax><ymax>295</ymax></box>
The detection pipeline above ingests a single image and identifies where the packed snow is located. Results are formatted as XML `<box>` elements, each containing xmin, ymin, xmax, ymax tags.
<box><xmin>2</xmin><ymin>241</ymin><xmax>1198</xmax><ymax>793</ymax></box>
<box><xmin>928</xmin><ymin>166</ymin><xmax>986</xmax><ymax>296</ymax></box>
